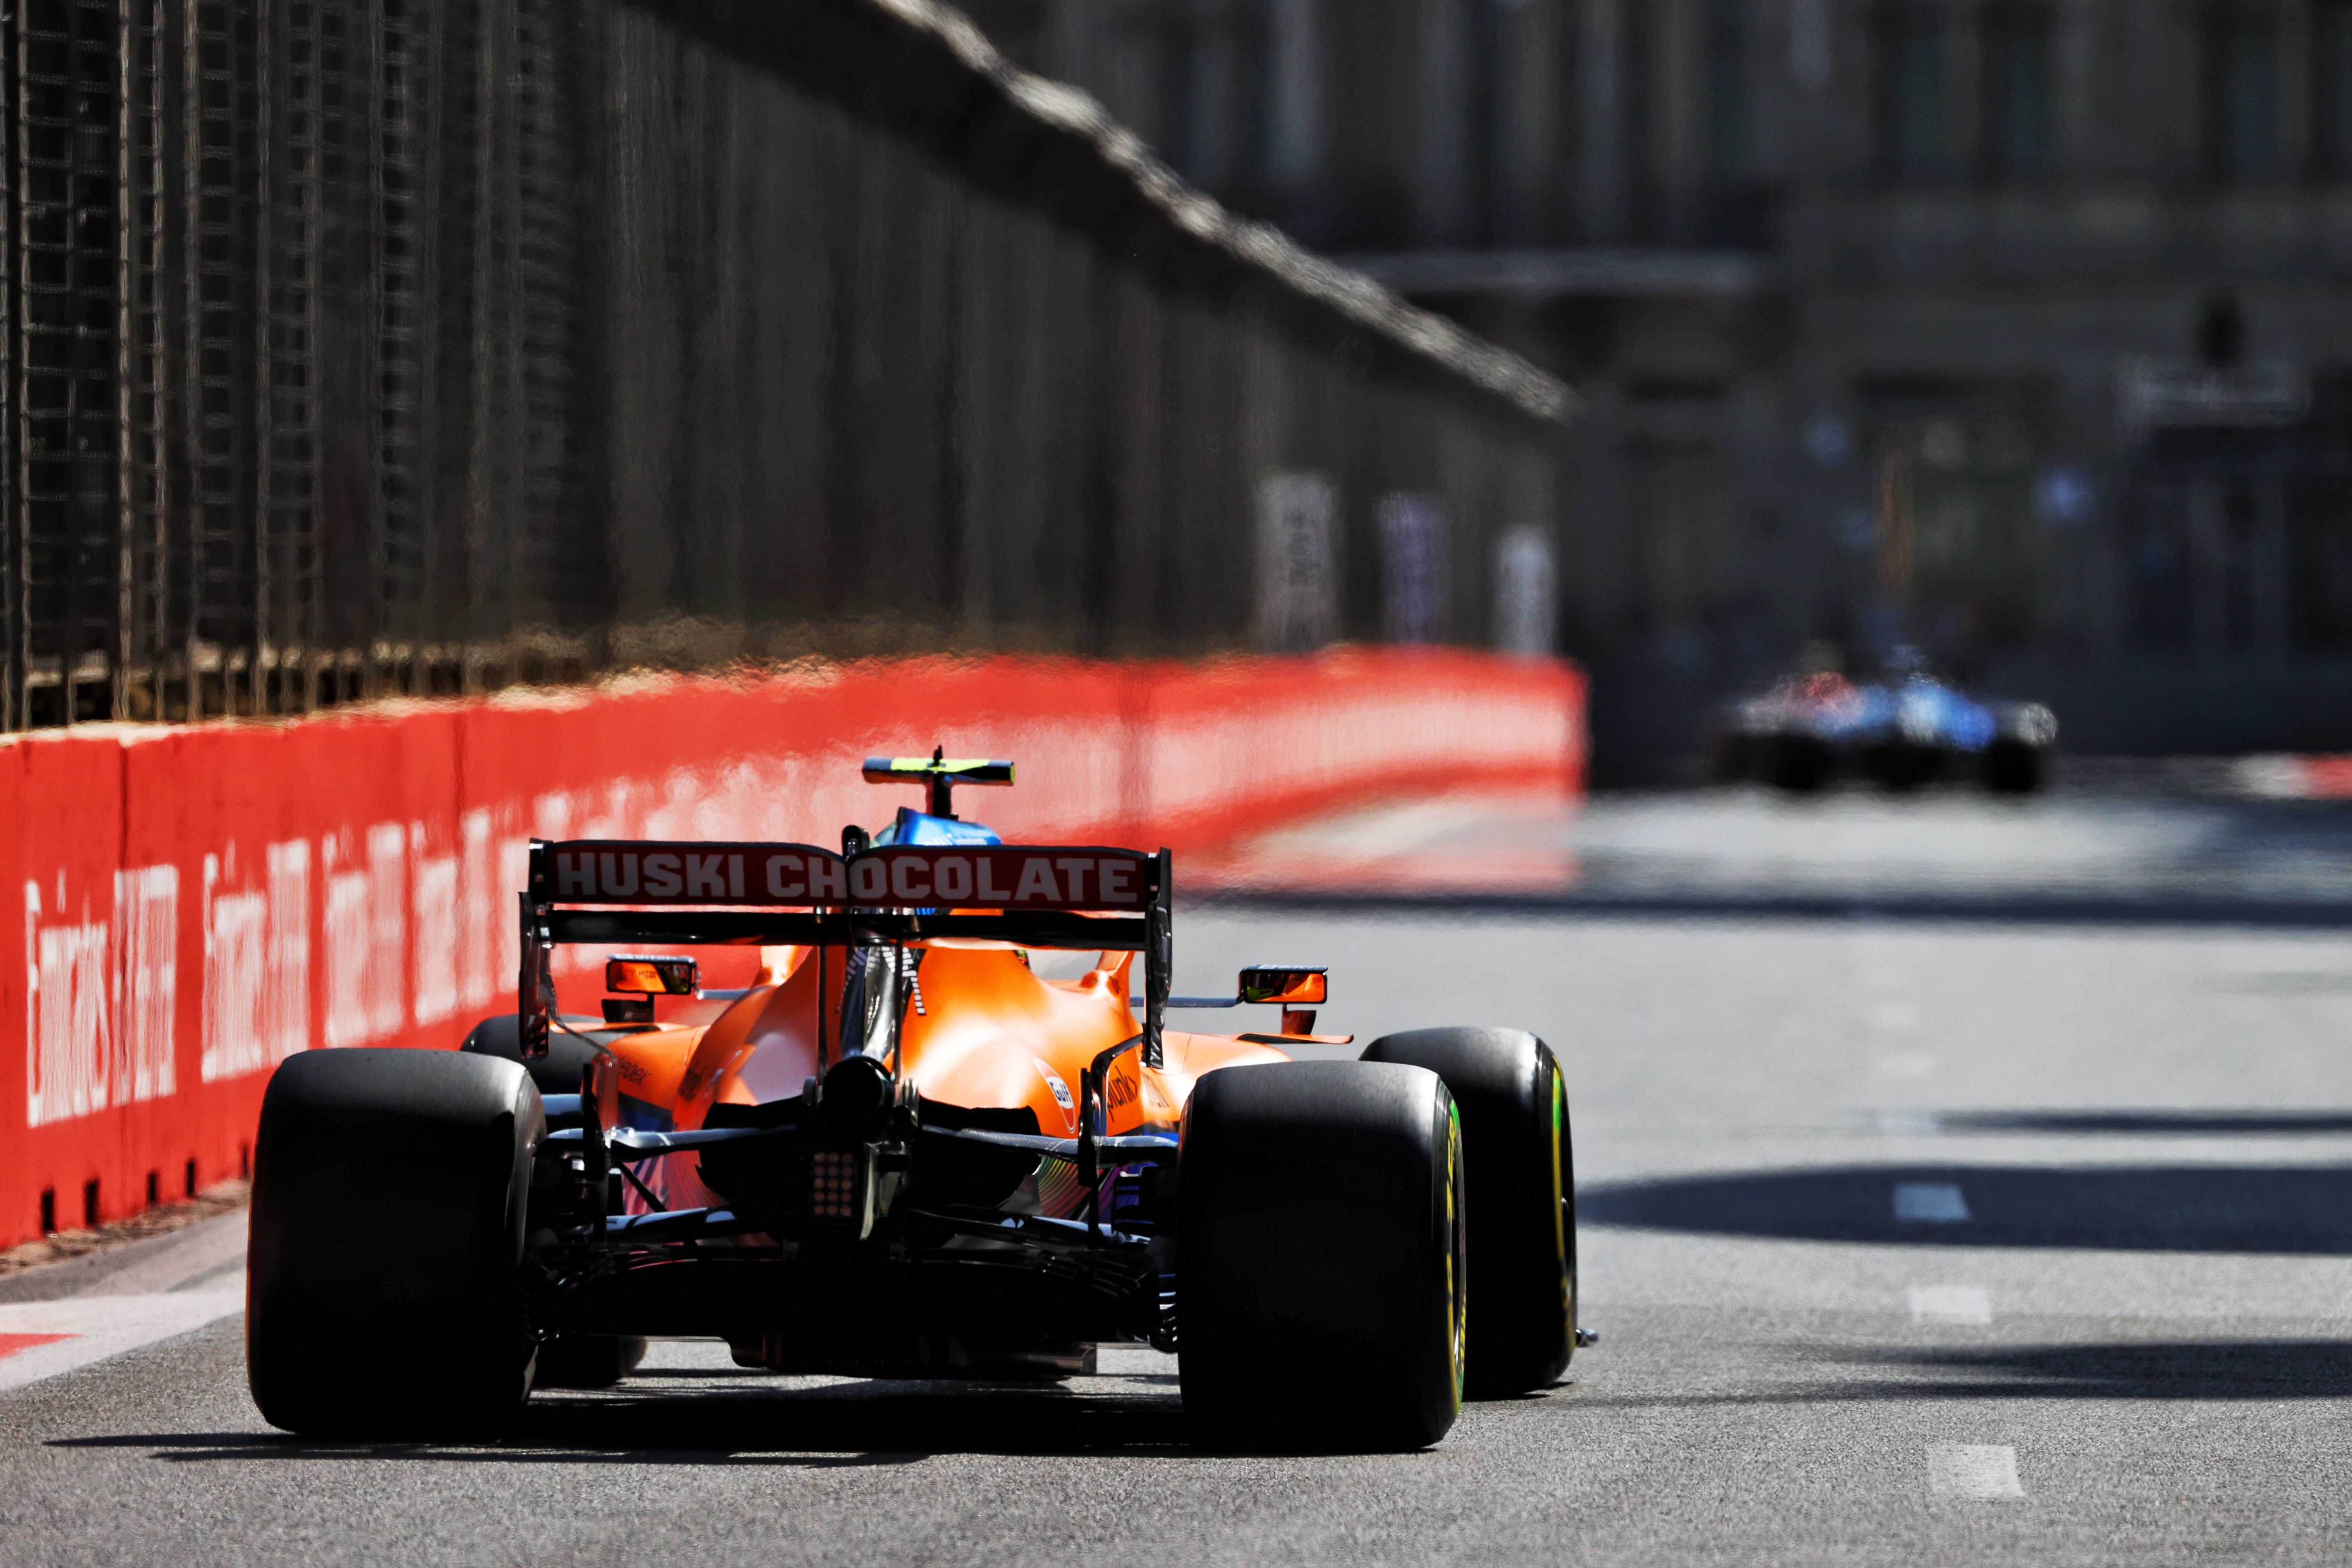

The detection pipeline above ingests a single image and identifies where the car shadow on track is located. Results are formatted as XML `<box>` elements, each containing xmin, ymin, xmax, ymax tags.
<box><xmin>49</xmin><ymin>1381</ymin><xmax>1213</xmax><ymax>1464</ymax></box>
<box><xmin>1860</xmin><ymin>1340</ymin><xmax>2352</xmax><ymax>1400</ymax></box>
<box><xmin>1937</xmin><ymin>1110</ymin><xmax>2352</xmax><ymax>1136</ymax></box>
<box><xmin>1581</xmin><ymin>1162</ymin><xmax>2352</xmax><ymax>1253</ymax></box>
<box><xmin>1572</xmin><ymin>1340</ymin><xmax>2352</xmax><ymax>1409</ymax></box>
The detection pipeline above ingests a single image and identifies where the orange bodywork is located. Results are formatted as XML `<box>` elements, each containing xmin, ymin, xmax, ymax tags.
<box><xmin>491</xmin><ymin>784</ymin><xmax>1358</xmax><ymax>1379</ymax></box>
<box><xmin>592</xmin><ymin>939</ymin><xmax>1290</xmax><ymax>1215</ymax></box>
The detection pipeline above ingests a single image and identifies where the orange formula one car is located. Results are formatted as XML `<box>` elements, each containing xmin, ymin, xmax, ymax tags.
<box><xmin>247</xmin><ymin>756</ymin><xmax>1588</xmax><ymax>1450</ymax></box>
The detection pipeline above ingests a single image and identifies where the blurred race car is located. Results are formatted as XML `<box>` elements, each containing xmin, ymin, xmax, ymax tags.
<box><xmin>246</xmin><ymin>753</ymin><xmax>1588</xmax><ymax>1451</ymax></box>
<box><xmin>1712</xmin><ymin>652</ymin><xmax>2057</xmax><ymax>795</ymax></box>
<box><xmin>1711</xmin><ymin>670</ymin><xmax>1854</xmax><ymax>793</ymax></box>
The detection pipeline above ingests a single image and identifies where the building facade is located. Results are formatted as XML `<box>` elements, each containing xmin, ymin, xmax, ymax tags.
<box><xmin>974</xmin><ymin>0</ymin><xmax>2352</xmax><ymax>769</ymax></box>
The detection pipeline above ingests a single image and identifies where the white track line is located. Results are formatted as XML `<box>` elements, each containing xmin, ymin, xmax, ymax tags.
<box><xmin>1893</xmin><ymin>1182</ymin><xmax>1971</xmax><ymax>1223</ymax></box>
<box><xmin>0</xmin><ymin>1212</ymin><xmax>249</xmax><ymax>1394</ymax></box>
<box><xmin>1926</xmin><ymin>1443</ymin><xmax>2024</xmax><ymax>1499</ymax></box>
<box><xmin>1908</xmin><ymin>1285</ymin><xmax>1992</xmax><ymax>1324</ymax></box>
<box><xmin>0</xmin><ymin>1289</ymin><xmax>244</xmax><ymax>1393</ymax></box>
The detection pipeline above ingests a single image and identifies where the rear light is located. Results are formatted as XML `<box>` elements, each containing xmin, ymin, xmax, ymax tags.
<box><xmin>810</xmin><ymin>1150</ymin><xmax>858</xmax><ymax>1222</ymax></box>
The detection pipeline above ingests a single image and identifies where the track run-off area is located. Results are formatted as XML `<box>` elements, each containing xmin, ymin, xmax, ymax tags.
<box><xmin>7</xmin><ymin>779</ymin><xmax>2352</xmax><ymax>1567</ymax></box>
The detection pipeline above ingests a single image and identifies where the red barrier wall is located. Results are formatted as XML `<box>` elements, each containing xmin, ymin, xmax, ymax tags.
<box><xmin>0</xmin><ymin>650</ymin><xmax>1582</xmax><ymax>1249</ymax></box>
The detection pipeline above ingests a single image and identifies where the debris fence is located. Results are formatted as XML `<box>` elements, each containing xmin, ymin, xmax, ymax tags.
<box><xmin>1</xmin><ymin>0</ymin><xmax>1568</xmax><ymax>731</ymax></box>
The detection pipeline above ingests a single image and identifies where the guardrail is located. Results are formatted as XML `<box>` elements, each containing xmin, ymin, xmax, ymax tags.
<box><xmin>0</xmin><ymin>649</ymin><xmax>1583</xmax><ymax>1249</ymax></box>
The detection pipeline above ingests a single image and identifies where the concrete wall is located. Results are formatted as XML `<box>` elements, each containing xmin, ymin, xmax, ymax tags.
<box><xmin>0</xmin><ymin>648</ymin><xmax>1585</xmax><ymax>1250</ymax></box>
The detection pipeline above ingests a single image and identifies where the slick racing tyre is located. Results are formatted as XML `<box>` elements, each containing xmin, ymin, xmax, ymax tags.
<box><xmin>461</xmin><ymin>1011</ymin><xmax>612</xmax><ymax>1099</ymax></box>
<box><xmin>1764</xmin><ymin>732</ymin><xmax>1831</xmax><ymax>793</ymax></box>
<box><xmin>248</xmin><ymin>1049</ymin><xmax>542</xmax><ymax>1436</ymax></box>
<box><xmin>534</xmin><ymin>1334</ymin><xmax>648</xmax><ymax>1389</ymax></box>
<box><xmin>1178</xmin><ymin>1060</ymin><xmax>1467</xmax><ymax>1452</ymax></box>
<box><xmin>1865</xmin><ymin>739</ymin><xmax>1942</xmax><ymax>792</ymax></box>
<box><xmin>1708</xmin><ymin>725</ymin><xmax>1756</xmax><ymax>784</ymax></box>
<box><xmin>1983</xmin><ymin>736</ymin><xmax>2043</xmax><ymax>795</ymax></box>
<box><xmin>1362</xmin><ymin>1028</ymin><xmax>1577</xmax><ymax>1397</ymax></box>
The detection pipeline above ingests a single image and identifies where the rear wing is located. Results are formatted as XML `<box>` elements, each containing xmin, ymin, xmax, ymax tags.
<box><xmin>518</xmin><ymin>838</ymin><xmax>1173</xmax><ymax>1066</ymax></box>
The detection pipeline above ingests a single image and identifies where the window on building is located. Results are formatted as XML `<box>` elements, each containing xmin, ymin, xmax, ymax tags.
<box><xmin>1877</xmin><ymin>2</ymin><xmax>1951</xmax><ymax>181</ymax></box>
<box><xmin>2204</xmin><ymin>4</ymin><xmax>2282</xmax><ymax>182</ymax></box>
<box><xmin>2317</xmin><ymin>0</ymin><xmax>2352</xmax><ymax>178</ymax></box>
<box><xmin>1707</xmin><ymin>0</ymin><xmax>1749</xmax><ymax>186</ymax></box>
<box><xmin>1876</xmin><ymin>416</ymin><xmax>2044</xmax><ymax>654</ymax></box>
<box><xmin>1706</xmin><ymin>0</ymin><xmax>1765</xmax><ymax>241</ymax></box>
<box><xmin>1981</xmin><ymin>2</ymin><xmax>2055</xmax><ymax>181</ymax></box>
<box><xmin>1623</xmin><ymin>0</ymin><xmax>1660</xmax><ymax>238</ymax></box>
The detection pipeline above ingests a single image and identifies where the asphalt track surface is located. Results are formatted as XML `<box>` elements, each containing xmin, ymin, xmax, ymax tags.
<box><xmin>9</xmin><ymin>780</ymin><xmax>2352</xmax><ymax>1565</ymax></box>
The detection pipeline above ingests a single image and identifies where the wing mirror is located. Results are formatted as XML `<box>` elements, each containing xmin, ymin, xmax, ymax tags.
<box><xmin>1239</xmin><ymin>966</ymin><xmax>1327</xmax><ymax>1035</ymax></box>
<box><xmin>1148</xmin><ymin>965</ymin><xmax>1334</xmax><ymax>1037</ymax></box>
<box><xmin>1238</xmin><ymin>967</ymin><xmax>1326</xmax><ymax>1006</ymax></box>
<box><xmin>604</xmin><ymin>955</ymin><xmax>698</xmax><ymax>1023</ymax></box>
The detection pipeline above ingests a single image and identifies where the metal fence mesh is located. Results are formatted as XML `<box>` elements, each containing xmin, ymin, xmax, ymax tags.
<box><xmin>3</xmin><ymin>0</ymin><xmax>1565</xmax><ymax>731</ymax></box>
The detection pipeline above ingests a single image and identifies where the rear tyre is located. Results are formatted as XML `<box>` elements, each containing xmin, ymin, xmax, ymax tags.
<box><xmin>1708</xmin><ymin>724</ymin><xmax>1755</xmax><ymax>784</ymax></box>
<box><xmin>248</xmin><ymin>1048</ymin><xmax>542</xmax><ymax>1436</ymax></box>
<box><xmin>461</xmin><ymin>1011</ymin><xmax>611</xmax><ymax>1099</ymax></box>
<box><xmin>1866</xmin><ymin>740</ymin><xmax>1942</xmax><ymax>792</ymax></box>
<box><xmin>1178</xmin><ymin>1061</ymin><xmax>1466</xmax><ymax>1452</ymax></box>
<box><xmin>1764</xmin><ymin>732</ymin><xmax>1831</xmax><ymax>793</ymax></box>
<box><xmin>533</xmin><ymin>1335</ymin><xmax>648</xmax><ymax>1389</ymax></box>
<box><xmin>1361</xmin><ymin>1028</ymin><xmax>1577</xmax><ymax>1397</ymax></box>
<box><xmin>1984</xmin><ymin>737</ymin><xmax>2043</xmax><ymax>795</ymax></box>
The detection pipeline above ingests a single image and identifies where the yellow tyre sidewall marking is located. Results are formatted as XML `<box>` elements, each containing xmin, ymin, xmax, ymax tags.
<box><xmin>1551</xmin><ymin>1066</ymin><xmax>1571</xmax><ymax>1325</ymax></box>
<box><xmin>1447</xmin><ymin>1101</ymin><xmax>1467</xmax><ymax>1408</ymax></box>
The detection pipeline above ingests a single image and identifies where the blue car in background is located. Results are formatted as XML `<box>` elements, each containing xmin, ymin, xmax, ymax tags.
<box><xmin>1712</xmin><ymin>652</ymin><xmax>2057</xmax><ymax>795</ymax></box>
